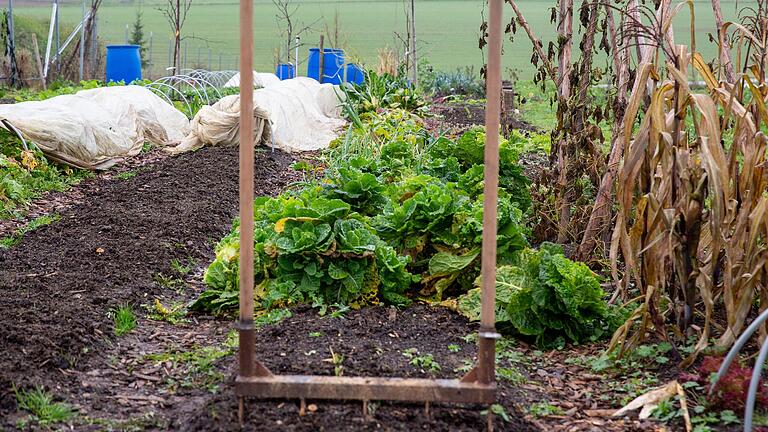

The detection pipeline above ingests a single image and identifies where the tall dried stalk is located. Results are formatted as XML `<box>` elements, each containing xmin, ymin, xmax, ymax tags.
<box><xmin>608</xmin><ymin>13</ymin><xmax>768</xmax><ymax>364</ymax></box>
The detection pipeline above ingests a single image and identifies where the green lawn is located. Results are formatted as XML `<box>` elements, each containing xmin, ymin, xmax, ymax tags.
<box><xmin>12</xmin><ymin>0</ymin><xmax>740</xmax><ymax>79</ymax></box>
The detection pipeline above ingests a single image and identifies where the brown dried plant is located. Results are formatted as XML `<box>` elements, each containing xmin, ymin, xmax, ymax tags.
<box><xmin>608</xmin><ymin>9</ymin><xmax>768</xmax><ymax>366</ymax></box>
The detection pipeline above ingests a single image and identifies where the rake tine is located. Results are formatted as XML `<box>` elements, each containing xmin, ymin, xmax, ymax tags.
<box><xmin>238</xmin><ymin>396</ymin><xmax>245</xmax><ymax>426</ymax></box>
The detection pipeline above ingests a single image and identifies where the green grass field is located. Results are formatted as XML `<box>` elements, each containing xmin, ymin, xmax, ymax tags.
<box><xmin>13</xmin><ymin>0</ymin><xmax>741</xmax><ymax>78</ymax></box>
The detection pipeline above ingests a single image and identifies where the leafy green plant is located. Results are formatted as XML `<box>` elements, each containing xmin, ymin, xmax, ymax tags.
<box><xmin>527</xmin><ymin>400</ymin><xmax>563</xmax><ymax>417</ymax></box>
<box><xmin>1</xmin><ymin>127</ymin><xmax>91</xmax><ymax>220</ymax></box>
<box><xmin>170</xmin><ymin>258</ymin><xmax>195</xmax><ymax>276</ymax></box>
<box><xmin>458</xmin><ymin>243</ymin><xmax>618</xmax><ymax>348</ymax></box>
<box><xmin>421</xmin><ymin>66</ymin><xmax>485</xmax><ymax>98</ymax></box>
<box><xmin>343</xmin><ymin>70</ymin><xmax>428</xmax><ymax>115</ymax></box>
<box><xmin>114</xmin><ymin>170</ymin><xmax>137</xmax><ymax>180</ymax></box>
<box><xmin>147</xmin><ymin>299</ymin><xmax>187</xmax><ymax>325</ymax></box>
<box><xmin>192</xmin><ymin>189</ymin><xmax>414</xmax><ymax>314</ymax></box>
<box><xmin>14</xmin><ymin>386</ymin><xmax>75</xmax><ymax>426</ymax></box>
<box><xmin>324</xmin><ymin>348</ymin><xmax>345</xmax><ymax>376</ymax></box>
<box><xmin>481</xmin><ymin>404</ymin><xmax>511</xmax><ymax>422</ymax></box>
<box><xmin>0</xmin><ymin>214</ymin><xmax>60</xmax><ymax>248</ymax></box>
<box><xmin>402</xmin><ymin>348</ymin><xmax>441</xmax><ymax>374</ymax></box>
<box><xmin>111</xmin><ymin>304</ymin><xmax>137</xmax><ymax>336</ymax></box>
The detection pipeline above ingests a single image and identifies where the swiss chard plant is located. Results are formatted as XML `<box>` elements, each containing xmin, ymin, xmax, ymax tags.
<box><xmin>194</xmin><ymin>111</ymin><xmax>537</xmax><ymax>315</ymax></box>
<box><xmin>191</xmin><ymin>188</ymin><xmax>414</xmax><ymax>315</ymax></box>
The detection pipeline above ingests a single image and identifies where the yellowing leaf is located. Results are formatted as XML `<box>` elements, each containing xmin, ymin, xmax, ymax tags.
<box><xmin>20</xmin><ymin>151</ymin><xmax>38</xmax><ymax>170</ymax></box>
<box><xmin>274</xmin><ymin>217</ymin><xmax>319</xmax><ymax>233</ymax></box>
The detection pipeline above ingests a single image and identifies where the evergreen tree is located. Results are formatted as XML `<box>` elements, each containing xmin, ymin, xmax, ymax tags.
<box><xmin>129</xmin><ymin>10</ymin><xmax>149</xmax><ymax>67</ymax></box>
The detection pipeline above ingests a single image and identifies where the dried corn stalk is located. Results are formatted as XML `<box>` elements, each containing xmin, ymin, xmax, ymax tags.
<box><xmin>608</xmin><ymin>29</ymin><xmax>768</xmax><ymax>365</ymax></box>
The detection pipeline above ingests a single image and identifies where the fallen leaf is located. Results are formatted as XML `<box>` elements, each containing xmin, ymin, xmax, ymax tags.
<box><xmin>613</xmin><ymin>380</ymin><xmax>680</xmax><ymax>421</ymax></box>
<box><xmin>584</xmin><ymin>409</ymin><xmax>617</xmax><ymax>417</ymax></box>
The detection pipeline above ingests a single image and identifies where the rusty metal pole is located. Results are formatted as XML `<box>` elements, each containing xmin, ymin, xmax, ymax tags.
<box><xmin>477</xmin><ymin>0</ymin><xmax>503</xmax><ymax>387</ymax></box>
<box><xmin>238</xmin><ymin>0</ymin><xmax>255</xmax><ymax>384</ymax></box>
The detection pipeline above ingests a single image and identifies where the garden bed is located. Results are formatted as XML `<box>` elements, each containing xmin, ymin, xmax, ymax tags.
<box><xmin>0</xmin><ymin>145</ymin><xmax>297</xmax><ymax>427</ymax></box>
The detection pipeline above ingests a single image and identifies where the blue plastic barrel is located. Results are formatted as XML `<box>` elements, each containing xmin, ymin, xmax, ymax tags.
<box><xmin>276</xmin><ymin>63</ymin><xmax>295</xmax><ymax>80</ymax></box>
<box><xmin>345</xmin><ymin>64</ymin><xmax>365</xmax><ymax>84</ymax></box>
<box><xmin>307</xmin><ymin>48</ymin><xmax>345</xmax><ymax>84</ymax></box>
<box><xmin>105</xmin><ymin>45</ymin><xmax>142</xmax><ymax>83</ymax></box>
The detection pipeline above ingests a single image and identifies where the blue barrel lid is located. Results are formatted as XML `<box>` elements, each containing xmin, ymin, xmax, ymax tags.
<box><xmin>106</xmin><ymin>44</ymin><xmax>140</xmax><ymax>49</ymax></box>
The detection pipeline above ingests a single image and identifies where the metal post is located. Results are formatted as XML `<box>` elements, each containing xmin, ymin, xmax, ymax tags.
<box><xmin>43</xmin><ymin>2</ymin><xmax>56</xmax><ymax>78</ymax></box>
<box><xmin>79</xmin><ymin>0</ymin><xmax>85</xmax><ymax>81</ymax></box>
<box><xmin>184</xmin><ymin>41</ymin><xmax>188</xmax><ymax>70</ymax></box>
<box><xmin>238</xmin><ymin>0</ymin><xmax>255</xmax><ymax>383</ymax></box>
<box><xmin>219</xmin><ymin>53</ymin><xmax>222</xmax><ymax>71</ymax></box>
<box><xmin>168</xmin><ymin>39</ymin><xmax>173</xmax><ymax>71</ymax></box>
<box><xmin>295</xmin><ymin>35</ymin><xmax>299</xmax><ymax>73</ymax></box>
<box><xmin>148</xmin><ymin>31</ymin><xmax>153</xmax><ymax>66</ymax></box>
<box><xmin>124</xmin><ymin>24</ymin><xmax>128</xmax><ymax>44</ymax></box>
<box><xmin>54</xmin><ymin>0</ymin><xmax>60</xmax><ymax>74</ymax></box>
<box><xmin>477</xmin><ymin>0</ymin><xmax>503</xmax><ymax>386</ymax></box>
<box><xmin>197</xmin><ymin>45</ymin><xmax>201</xmax><ymax>68</ymax></box>
<box><xmin>208</xmin><ymin>48</ymin><xmax>212</xmax><ymax>71</ymax></box>
<box><xmin>410</xmin><ymin>0</ymin><xmax>418</xmax><ymax>86</ymax></box>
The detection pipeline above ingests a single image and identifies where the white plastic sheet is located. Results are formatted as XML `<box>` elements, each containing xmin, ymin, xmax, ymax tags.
<box><xmin>0</xmin><ymin>86</ymin><xmax>190</xmax><ymax>170</ymax></box>
<box><xmin>168</xmin><ymin>77</ymin><xmax>346</xmax><ymax>154</ymax></box>
<box><xmin>223</xmin><ymin>72</ymin><xmax>282</xmax><ymax>89</ymax></box>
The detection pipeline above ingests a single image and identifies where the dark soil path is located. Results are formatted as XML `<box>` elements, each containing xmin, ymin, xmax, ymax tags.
<box><xmin>0</xmin><ymin>146</ymin><xmax>296</xmax><ymax>428</ymax></box>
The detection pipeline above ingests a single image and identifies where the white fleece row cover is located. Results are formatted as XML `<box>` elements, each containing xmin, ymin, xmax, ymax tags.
<box><xmin>0</xmin><ymin>85</ymin><xmax>190</xmax><ymax>170</ymax></box>
<box><xmin>0</xmin><ymin>76</ymin><xmax>344</xmax><ymax>169</ymax></box>
<box><xmin>223</xmin><ymin>71</ymin><xmax>282</xmax><ymax>89</ymax></box>
<box><xmin>167</xmin><ymin>76</ymin><xmax>346</xmax><ymax>154</ymax></box>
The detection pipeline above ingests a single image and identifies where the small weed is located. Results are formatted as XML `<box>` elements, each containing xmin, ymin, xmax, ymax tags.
<box><xmin>454</xmin><ymin>359</ymin><xmax>474</xmax><ymax>374</ymax></box>
<box><xmin>330</xmin><ymin>304</ymin><xmax>351</xmax><ymax>318</ymax></box>
<box><xmin>153</xmin><ymin>273</ymin><xmax>185</xmax><ymax>292</ymax></box>
<box><xmin>481</xmin><ymin>404</ymin><xmax>510</xmax><ymax>422</ymax></box>
<box><xmin>1</xmin><ymin>214</ymin><xmax>60</xmax><ymax>249</ymax></box>
<box><xmin>652</xmin><ymin>398</ymin><xmax>740</xmax><ymax>430</ymax></box>
<box><xmin>147</xmin><ymin>299</ymin><xmax>187</xmax><ymax>325</ymax></box>
<box><xmin>14</xmin><ymin>385</ymin><xmax>75</xmax><ymax>426</ymax></box>
<box><xmin>309</xmin><ymin>331</ymin><xmax>323</xmax><ymax>337</ymax></box>
<box><xmin>590</xmin><ymin>341</ymin><xmax>677</xmax><ymax>373</ymax></box>
<box><xmin>112</xmin><ymin>304</ymin><xmax>137</xmax><ymax>336</ymax></box>
<box><xmin>324</xmin><ymin>348</ymin><xmax>345</xmax><ymax>376</ymax></box>
<box><xmin>84</xmin><ymin>411</ymin><xmax>164</xmax><ymax>431</ymax></box>
<box><xmin>224</xmin><ymin>330</ymin><xmax>239</xmax><ymax>349</ymax></box>
<box><xmin>447</xmin><ymin>344</ymin><xmax>461</xmax><ymax>352</ymax></box>
<box><xmin>141</xmin><ymin>142</ymin><xmax>153</xmax><ymax>152</ymax></box>
<box><xmin>497</xmin><ymin>366</ymin><xmax>526</xmax><ymax>384</ymax></box>
<box><xmin>402</xmin><ymin>348</ymin><xmax>441</xmax><ymax>374</ymax></box>
<box><xmin>317</xmin><ymin>303</ymin><xmax>351</xmax><ymax>318</ymax></box>
<box><xmin>255</xmin><ymin>308</ymin><xmax>292</xmax><ymax>327</ymax></box>
<box><xmin>527</xmin><ymin>400</ymin><xmax>563</xmax><ymax>417</ymax></box>
<box><xmin>115</xmin><ymin>170</ymin><xmax>137</xmax><ymax>180</ymax></box>
<box><xmin>170</xmin><ymin>258</ymin><xmax>195</xmax><ymax>276</ymax></box>
<box><xmin>144</xmin><ymin>340</ymin><xmax>234</xmax><ymax>393</ymax></box>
